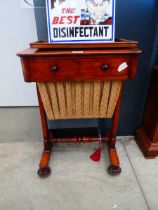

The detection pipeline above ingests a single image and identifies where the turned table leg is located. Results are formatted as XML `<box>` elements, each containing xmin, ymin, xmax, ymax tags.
<box><xmin>107</xmin><ymin>82</ymin><xmax>123</xmax><ymax>175</ymax></box>
<box><xmin>36</xmin><ymin>85</ymin><xmax>52</xmax><ymax>178</ymax></box>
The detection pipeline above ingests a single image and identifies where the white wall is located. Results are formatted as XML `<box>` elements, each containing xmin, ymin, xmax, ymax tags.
<box><xmin>0</xmin><ymin>1</ymin><xmax>38</xmax><ymax>106</ymax></box>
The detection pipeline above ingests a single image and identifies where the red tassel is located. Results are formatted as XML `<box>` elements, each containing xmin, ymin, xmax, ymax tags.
<box><xmin>90</xmin><ymin>147</ymin><xmax>101</xmax><ymax>161</ymax></box>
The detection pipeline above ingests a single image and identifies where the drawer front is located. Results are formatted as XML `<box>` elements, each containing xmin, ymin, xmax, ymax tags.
<box><xmin>25</xmin><ymin>58</ymin><xmax>78</xmax><ymax>81</ymax></box>
<box><xmin>23</xmin><ymin>56</ymin><xmax>129</xmax><ymax>82</ymax></box>
<box><xmin>79</xmin><ymin>57</ymin><xmax>129</xmax><ymax>78</ymax></box>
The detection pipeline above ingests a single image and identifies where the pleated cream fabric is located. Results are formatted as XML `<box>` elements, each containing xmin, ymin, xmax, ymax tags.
<box><xmin>37</xmin><ymin>81</ymin><xmax>121</xmax><ymax>120</ymax></box>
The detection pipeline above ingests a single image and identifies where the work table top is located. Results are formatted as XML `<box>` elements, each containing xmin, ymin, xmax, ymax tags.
<box><xmin>17</xmin><ymin>48</ymin><xmax>141</xmax><ymax>57</ymax></box>
<box><xmin>17</xmin><ymin>39</ymin><xmax>142</xmax><ymax>57</ymax></box>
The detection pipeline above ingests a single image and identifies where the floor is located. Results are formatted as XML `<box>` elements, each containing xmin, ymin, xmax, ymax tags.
<box><xmin>0</xmin><ymin>108</ymin><xmax>158</xmax><ymax>210</ymax></box>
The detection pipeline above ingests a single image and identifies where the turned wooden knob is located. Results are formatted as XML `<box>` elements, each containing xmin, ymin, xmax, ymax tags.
<box><xmin>101</xmin><ymin>64</ymin><xmax>109</xmax><ymax>71</ymax></box>
<box><xmin>50</xmin><ymin>65</ymin><xmax>58</xmax><ymax>72</ymax></box>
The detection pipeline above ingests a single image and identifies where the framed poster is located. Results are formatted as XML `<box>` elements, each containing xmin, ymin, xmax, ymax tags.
<box><xmin>46</xmin><ymin>0</ymin><xmax>115</xmax><ymax>43</ymax></box>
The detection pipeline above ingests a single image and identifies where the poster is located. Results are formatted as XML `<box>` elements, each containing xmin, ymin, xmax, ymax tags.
<box><xmin>46</xmin><ymin>0</ymin><xmax>115</xmax><ymax>43</ymax></box>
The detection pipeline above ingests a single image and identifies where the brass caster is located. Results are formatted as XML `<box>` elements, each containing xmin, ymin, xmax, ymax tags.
<box><xmin>37</xmin><ymin>167</ymin><xmax>51</xmax><ymax>178</ymax></box>
<box><xmin>107</xmin><ymin>165</ymin><xmax>121</xmax><ymax>176</ymax></box>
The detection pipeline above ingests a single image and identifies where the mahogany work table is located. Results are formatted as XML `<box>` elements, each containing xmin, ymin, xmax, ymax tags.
<box><xmin>17</xmin><ymin>39</ymin><xmax>141</xmax><ymax>177</ymax></box>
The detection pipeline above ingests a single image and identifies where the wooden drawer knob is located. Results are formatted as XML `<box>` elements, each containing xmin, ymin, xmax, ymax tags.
<box><xmin>50</xmin><ymin>65</ymin><xmax>58</xmax><ymax>72</ymax></box>
<box><xmin>101</xmin><ymin>64</ymin><xmax>109</xmax><ymax>71</ymax></box>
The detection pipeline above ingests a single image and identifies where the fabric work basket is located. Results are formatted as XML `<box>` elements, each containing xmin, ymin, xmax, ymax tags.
<box><xmin>37</xmin><ymin>80</ymin><xmax>121</xmax><ymax>120</ymax></box>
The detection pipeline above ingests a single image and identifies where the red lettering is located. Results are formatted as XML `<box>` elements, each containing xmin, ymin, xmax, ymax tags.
<box><xmin>71</xmin><ymin>8</ymin><xmax>75</xmax><ymax>13</ymax></box>
<box><xmin>52</xmin><ymin>15</ymin><xmax>80</xmax><ymax>24</ymax></box>
<box><xmin>62</xmin><ymin>8</ymin><xmax>66</xmax><ymax>13</ymax></box>
<box><xmin>73</xmin><ymin>16</ymin><xmax>80</xmax><ymax>24</ymax></box>
<box><xmin>67</xmin><ymin>16</ymin><xmax>73</xmax><ymax>24</ymax></box>
<box><xmin>59</xmin><ymin>16</ymin><xmax>66</xmax><ymax>24</ymax></box>
<box><xmin>62</xmin><ymin>8</ymin><xmax>76</xmax><ymax>13</ymax></box>
<box><xmin>52</xmin><ymin>17</ymin><xmax>59</xmax><ymax>24</ymax></box>
<box><xmin>66</xmin><ymin>8</ymin><xmax>71</xmax><ymax>13</ymax></box>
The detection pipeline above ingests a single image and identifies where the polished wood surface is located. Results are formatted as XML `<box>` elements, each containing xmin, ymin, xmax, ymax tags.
<box><xmin>17</xmin><ymin>48</ymin><xmax>141</xmax><ymax>57</ymax></box>
<box><xmin>136</xmin><ymin>64</ymin><xmax>158</xmax><ymax>158</ymax></box>
<box><xmin>18</xmin><ymin>40</ymin><xmax>141</xmax><ymax>177</ymax></box>
<box><xmin>106</xmin><ymin>82</ymin><xmax>123</xmax><ymax>175</ymax></box>
<box><xmin>30</xmin><ymin>38</ymin><xmax>138</xmax><ymax>49</ymax></box>
<box><xmin>18</xmin><ymin>49</ymin><xmax>140</xmax><ymax>82</ymax></box>
<box><xmin>49</xmin><ymin>136</ymin><xmax>108</xmax><ymax>143</ymax></box>
<box><xmin>36</xmin><ymin>84</ymin><xmax>52</xmax><ymax>177</ymax></box>
<box><xmin>21</xmin><ymin>56</ymin><xmax>129</xmax><ymax>82</ymax></box>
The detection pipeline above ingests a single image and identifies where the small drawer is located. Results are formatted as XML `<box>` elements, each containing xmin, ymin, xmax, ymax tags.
<box><xmin>24</xmin><ymin>57</ymin><xmax>78</xmax><ymax>82</ymax></box>
<box><xmin>79</xmin><ymin>57</ymin><xmax>129</xmax><ymax>78</ymax></box>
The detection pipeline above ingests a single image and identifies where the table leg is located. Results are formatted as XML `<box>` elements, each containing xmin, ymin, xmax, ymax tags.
<box><xmin>107</xmin><ymin>82</ymin><xmax>123</xmax><ymax>175</ymax></box>
<box><xmin>36</xmin><ymin>84</ymin><xmax>52</xmax><ymax>177</ymax></box>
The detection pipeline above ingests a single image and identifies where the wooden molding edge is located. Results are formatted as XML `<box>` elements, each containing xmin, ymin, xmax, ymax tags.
<box><xmin>135</xmin><ymin>127</ymin><xmax>158</xmax><ymax>158</ymax></box>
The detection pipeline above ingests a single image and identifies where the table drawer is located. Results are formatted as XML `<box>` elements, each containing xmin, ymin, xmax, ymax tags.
<box><xmin>23</xmin><ymin>58</ymin><xmax>78</xmax><ymax>81</ymax></box>
<box><xmin>79</xmin><ymin>57</ymin><xmax>129</xmax><ymax>78</ymax></box>
<box><xmin>22</xmin><ymin>56</ymin><xmax>129</xmax><ymax>82</ymax></box>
